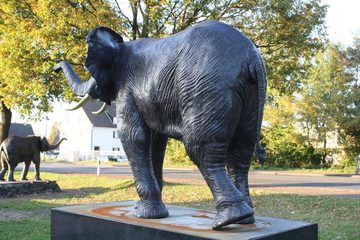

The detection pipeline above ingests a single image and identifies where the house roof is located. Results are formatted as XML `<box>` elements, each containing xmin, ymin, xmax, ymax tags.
<box><xmin>82</xmin><ymin>101</ymin><xmax>117</xmax><ymax>128</ymax></box>
<box><xmin>9</xmin><ymin>123</ymin><xmax>34</xmax><ymax>137</ymax></box>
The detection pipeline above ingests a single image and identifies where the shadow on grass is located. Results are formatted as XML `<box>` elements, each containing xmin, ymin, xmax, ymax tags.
<box><xmin>59</xmin><ymin>186</ymin><xmax>112</xmax><ymax>197</ymax></box>
<box><xmin>0</xmin><ymin>186</ymin><xmax>114</xmax><ymax>211</ymax></box>
<box><xmin>163</xmin><ymin>181</ymin><xmax>195</xmax><ymax>187</ymax></box>
<box><xmin>111</xmin><ymin>180</ymin><xmax>135</xmax><ymax>190</ymax></box>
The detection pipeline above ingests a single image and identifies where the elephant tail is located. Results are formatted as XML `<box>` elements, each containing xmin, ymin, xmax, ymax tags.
<box><xmin>255</xmin><ymin>142</ymin><xmax>266</xmax><ymax>165</ymax></box>
<box><xmin>248</xmin><ymin>44</ymin><xmax>267</xmax><ymax>165</ymax></box>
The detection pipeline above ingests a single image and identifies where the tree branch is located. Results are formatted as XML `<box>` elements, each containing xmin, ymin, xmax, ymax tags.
<box><xmin>86</xmin><ymin>0</ymin><xmax>98</xmax><ymax>12</ymax></box>
<box><xmin>157</xmin><ymin>0</ymin><xmax>179</xmax><ymax>34</ymax></box>
<box><xmin>114</xmin><ymin>0</ymin><xmax>133</xmax><ymax>24</ymax></box>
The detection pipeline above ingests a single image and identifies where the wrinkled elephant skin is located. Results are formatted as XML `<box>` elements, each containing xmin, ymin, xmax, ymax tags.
<box><xmin>55</xmin><ymin>21</ymin><xmax>267</xmax><ymax>229</ymax></box>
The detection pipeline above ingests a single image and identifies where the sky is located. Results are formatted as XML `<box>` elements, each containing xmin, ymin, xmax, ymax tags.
<box><xmin>323</xmin><ymin>0</ymin><xmax>360</xmax><ymax>46</ymax></box>
<box><xmin>14</xmin><ymin>0</ymin><xmax>360</xmax><ymax>135</ymax></box>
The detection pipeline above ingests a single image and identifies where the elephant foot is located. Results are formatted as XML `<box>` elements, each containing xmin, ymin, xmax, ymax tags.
<box><xmin>236</xmin><ymin>197</ymin><xmax>255</xmax><ymax>224</ymax></box>
<box><xmin>133</xmin><ymin>200</ymin><xmax>169</xmax><ymax>219</ymax></box>
<box><xmin>7</xmin><ymin>178</ymin><xmax>16</xmax><ymax>182</ymax></box>
<box><xmin>0</xmin><ymin>178</ymin><xmax>5</xmax><ymax>181</ymax></box>
<box><xmin>21</xmin><ymin>178</ymin><xmax>28</xmax><ymax>181</ymax></box>
<box><xmin>212</xmin><ymin>200</ymin><xmax>254</xmax><ymax>230</ymax></box>
<box><xmin>236</xmin><ymin>215</ymin><xmax>255</xmax><ymax>224</ymax></box>
<box><xmin>34</xmin><ymin>177</ymin><xmax>42</xmax><ymax>181</ymax></box>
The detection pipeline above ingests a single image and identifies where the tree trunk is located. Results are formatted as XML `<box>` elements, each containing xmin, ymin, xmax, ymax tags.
<box><xmin>0</xmin><ymin>101</ymin><xmax>12</xmax><ymax>143</ymax></box>
<box><xmin>321</xmin><ymin>137</ymin><xmax>327</xmax><ymax>167</ymax></box>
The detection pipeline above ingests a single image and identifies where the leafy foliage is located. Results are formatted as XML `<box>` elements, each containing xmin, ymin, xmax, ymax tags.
<box><xmin>0</xmin><ymin>0</ymin><xmax>119</xmax><ymax>118</ymax></box>
<box><xmin>296</xmin><ymin>43</ymin><xmax>359</xmax><ymax>166</ymax></box>
<box><xmin>229</xmin><ymin>0</ymin><xmax>327</xmax><ymax>94</ymax></box>
<box><xmin>48</xmin><ymin>121</ymin><xmax>60</xmax><ymax>144</ymax></box>
<box><xmin>164</xmin><ymin>139</ymin><xmax>192</xmax><ymax>166</ymax></box>
<box><xmin>339</xmin><ymin>37</ymin><xmax>360</xmax><ymax>155</ymax></box>
<box><xmin>5</xmin><ymin>1</ymin><xmax>357</xmax><ymax>168</ymax></box>
<box><xmin>263</xmin><ymin>125</ymin><xmax>322</xmax><ymax>168</ymax></box>
<box><xmin>114</xmin><ymin>0</ymin><xmax>327</xmax><ymax>94</ymax></box>
<box><xmin>112</xmin><ymin>0</ymin><xmax>327</xmax><ymax>167</ymax></box>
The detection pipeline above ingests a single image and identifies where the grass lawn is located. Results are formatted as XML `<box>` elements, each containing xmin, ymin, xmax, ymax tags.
<box><xmin>0</xmin><ymin>172</ymin><xmax>358</xmax><ymax>240</ymax></box>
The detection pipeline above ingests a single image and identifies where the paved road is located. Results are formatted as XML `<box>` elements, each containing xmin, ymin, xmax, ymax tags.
<box><xmin>19</xmin><ymin>162</ymin><xmax>360</xmax><ymax>197</ymax></box>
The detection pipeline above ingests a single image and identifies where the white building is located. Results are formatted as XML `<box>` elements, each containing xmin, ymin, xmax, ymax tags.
<box><xmin>58</xmin><ymin>101</ymin><xmax>126</xmax><ymax>162</ymax></box>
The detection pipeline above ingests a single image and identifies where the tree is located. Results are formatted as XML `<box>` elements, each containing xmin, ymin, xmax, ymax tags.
<box><xmin>114</xmin><ymin>0</ymin><xmax>327</xmax><ymax>94</ymax></box>
<box><xmin>0</xmin><ymin>0</ymin><xmax>119</xmax><ymax>142</ymax></box>
<box><xmin>112</xmin><ymin>0</ymin><xmax>327</xmax><ymax>163</ymax></box>
<box><xmin>0</xmin><ymin>1</ymin><xmax>328</xmax><ymax>166</ymax></box>
<box><xmin>48</xmin><ymin>122</ymin><xmax>61</xmax><ymax>145</ymax></box>
<box><xmin>339</xmin><ymin>36</ymin><xmax>360</xmax><ymax>157</ymax></box>
<box><xmin>297</xmin><ymin>44</ymin><xmax>355</xmax><ymax>166</ymax></box>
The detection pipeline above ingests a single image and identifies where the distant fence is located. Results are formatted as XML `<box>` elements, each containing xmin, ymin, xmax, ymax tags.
<box><xmin>90</xmin><ymin>150</ymin><xmax>128</xmax><ymax>162</ymax></box>
<box><xmin>54</xmin><ymin>150</ymin><xmax>128</xmax><ymax>162</ymax></box>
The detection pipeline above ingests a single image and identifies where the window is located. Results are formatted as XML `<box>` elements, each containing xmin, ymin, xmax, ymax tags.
<box><xmin>94</xmin><ymin>146</ymin><xmax>100</xmax><ymax>151</ymax></box>
<box><xmin>113</xmin><ymin>131</ymin><xmax>120</xmax><ymax>139</ymax></box>
<box><xmin>112</xmin><ymin>147</ymin><xmax>120</xmax><ymax>151</ymax></box>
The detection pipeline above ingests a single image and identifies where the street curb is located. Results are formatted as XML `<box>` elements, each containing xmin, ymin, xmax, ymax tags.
<box><xmin>252</xmin><ymin>170</ymin><xmax>360</xmax><ymax>178</ymax></box>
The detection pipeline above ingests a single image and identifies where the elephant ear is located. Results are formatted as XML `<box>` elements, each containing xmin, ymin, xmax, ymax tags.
<box><xmin>40</xmin><ymin>137</ymin><xmax>48</xmax><ymax>152</ymax></box>
<box><xmin>85</xmin><ymin>26</ymin><xmax>123</xmax><ymax>105</ymax></box>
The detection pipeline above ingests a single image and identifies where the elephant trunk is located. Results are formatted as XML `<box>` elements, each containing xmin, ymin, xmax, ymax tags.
<box><xmin>53</xmin><ymin>61</ymin><xmax>98</xmax><ymax>98</ymax></box>
<box><xmin>47</xmin><ymin>138</ymin><xmax>67</xmax><ymax>151</ymax></box>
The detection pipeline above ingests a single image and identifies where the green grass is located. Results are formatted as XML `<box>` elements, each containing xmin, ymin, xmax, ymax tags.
<box><xmin>251</xmin><ymin>192</ymin><xmax>360</xmax><ymax>240</ymax></box>
<box><xmin>1</xmin><ymin>172</ymin><xmax>358</xmax><ymax>240</ymax></box>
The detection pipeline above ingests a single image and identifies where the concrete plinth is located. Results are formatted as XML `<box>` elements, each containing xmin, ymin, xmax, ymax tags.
<box><xmin>51</xmin><ymin>201</ymin><xmax>317</xmax><ymax>240</ymax></box>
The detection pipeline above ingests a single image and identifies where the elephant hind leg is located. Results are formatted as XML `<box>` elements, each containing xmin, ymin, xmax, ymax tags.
<box><xmin>21</xmin><ymin>161</ymin><xmax>31</xmax><ymax>181</ymax></box>
<box><xmin>184</xmin><ymin>140</ymin><xmax>253</xmax><ymax>230</ymax></box>
<box><xmin>227</xmin><ymin>119</ymin><xmax>258</xmax><ymax>224</ymax></box>
<box><xmin>227</xmin><ymin>141</ymin><xmax>256</xmax><ymax>224</ymax></box>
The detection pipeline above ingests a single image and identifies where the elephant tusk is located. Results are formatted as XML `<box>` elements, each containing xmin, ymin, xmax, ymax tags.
<box><xmin>92</xmin><ymin>103</ymin><xmax>108</xmax><ymax>115</ymax></box>
<box><xmin>66</xmin><ymin>94</ymin><xmax>92</xmax><ymax>111</ymax></box>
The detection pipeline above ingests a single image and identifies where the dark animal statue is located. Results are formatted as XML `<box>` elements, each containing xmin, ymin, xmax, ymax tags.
<box><xmin>0</xmin><ymin>136</ymin><xmax>66</xmax><ymax>181</ymax></box>
<box><xmin>54</xmin><ymin>20</ymin><xmax>266</xmax><ymax>229</ymax></box>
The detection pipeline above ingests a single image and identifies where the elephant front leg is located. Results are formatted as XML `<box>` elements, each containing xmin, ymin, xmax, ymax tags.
<box><xmin>34</xmin><ymin>162</ymin><xmax>41</xmax><ymax>180</ymax></box>
<box><xmin>20</xmin><ymin>161</ymin><xmax>31</xmax><ymax>181</ymax></box>
<box><xmin>120</xmin><ymin>123</ymin><xmax>168</xmax><ymax>219</ymax></box>
<box><xmin>33</xmin><ymin>156</ymin><xmax>41</xmax><ymax>180</ymax></box>
<box><xmin>150</xmin><ymin>132</ymin><xmax>168</xmax><ymax>192</ymax></box>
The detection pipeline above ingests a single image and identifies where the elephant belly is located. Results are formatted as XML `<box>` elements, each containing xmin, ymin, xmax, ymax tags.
<box><xmin>161</xmin><ymin>123</ymin><xmax>183</xmax><ymax>140</ymax></box>
<box><xmin>137</xmin><ymin>101</ymin><xmax>183</xmax><ymax>139</ymax></box>
<box><xmin>134</xmin><ymin>83</ymin><xmax>183</xmax><ymax>139</ymax></box>
<box><xmin>144</xmin><ymin>110</ymin><xmax>183</xmax><ymax>140</ymax></box>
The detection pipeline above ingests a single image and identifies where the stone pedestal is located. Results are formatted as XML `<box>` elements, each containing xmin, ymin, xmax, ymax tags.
<box><xmin>0</xmin><ymin>180</ymin><xmax>61</xmax><ymax>197</ymax></box>
<box><xmin>51</xmin><ymin>201</ymin><xmax>317</xmax><ymax>240</ymax></box>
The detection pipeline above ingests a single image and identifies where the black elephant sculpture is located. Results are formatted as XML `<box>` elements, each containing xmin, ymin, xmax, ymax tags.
<box><xmin>54</xmin><ymin>20</ymin><xmax>266</xmax><ymax>229</ymax></box>
<box><xmin>0</xmin><ymin>136</ymin><xmax>66</xmax><ymax>181</ymax></box>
